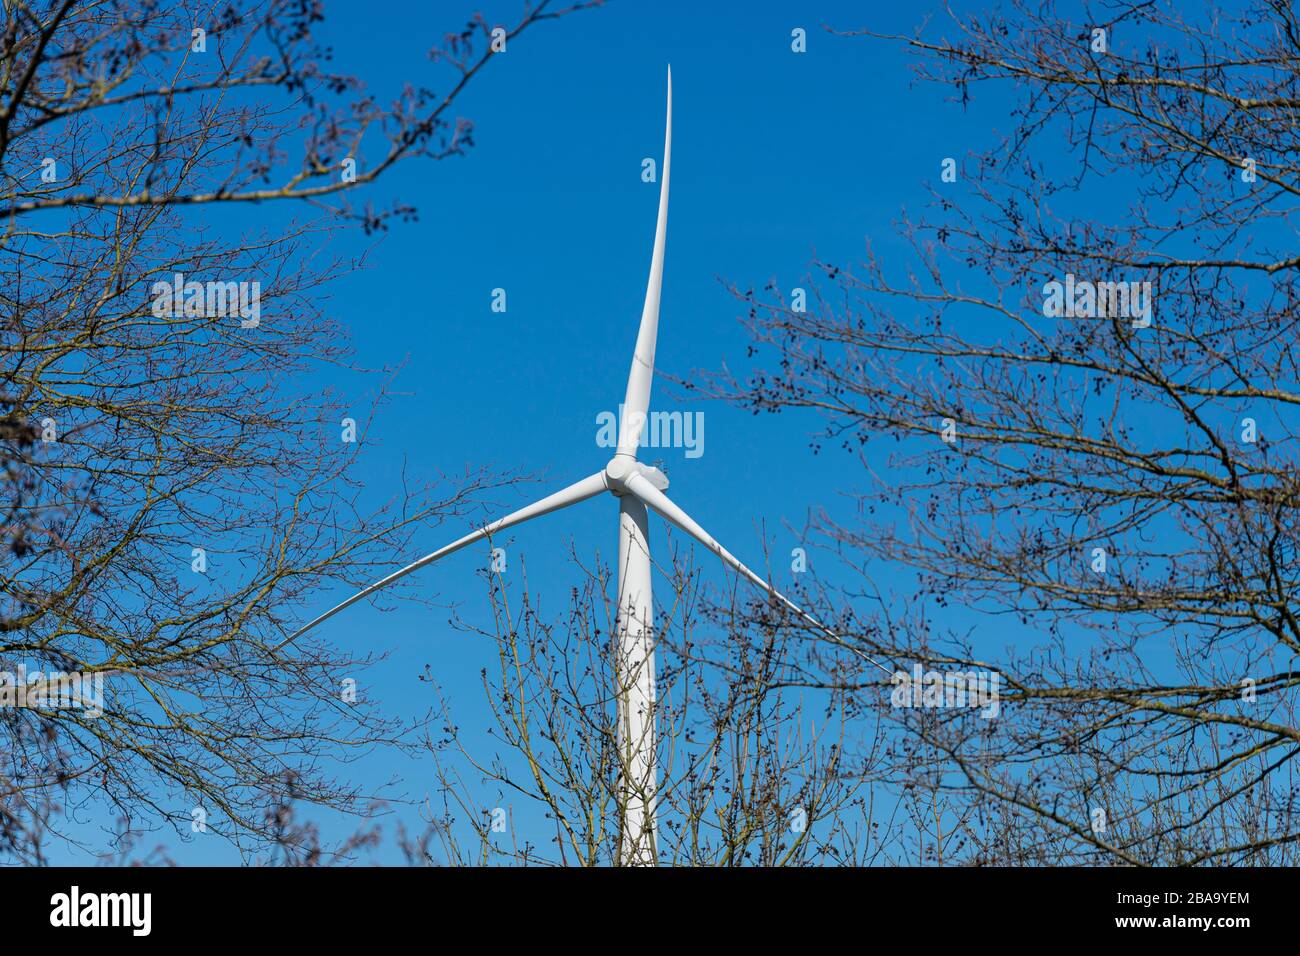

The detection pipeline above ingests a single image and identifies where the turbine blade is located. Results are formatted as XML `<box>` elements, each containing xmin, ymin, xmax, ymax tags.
<box><xmin>617</xmin><ymin>66</ymin><xmax>672</xmax><ymax>458</ymax></box>
<box><xmin>622</xmin><ymin>472</ymin><xmax>890</xmax><ymax>674</ymax></box>
<box><xmin>280</xmin><ymin>471</ymin><xmax>609</xmax><ymax>649</ymax></box>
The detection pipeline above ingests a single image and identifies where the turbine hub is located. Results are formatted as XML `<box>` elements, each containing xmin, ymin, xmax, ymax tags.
<box><xmin>604</xmin><ymin>456</ymin><xmax>633</xmax><ymax>493</ymax></box>
<box><xmin>605</xmin><ymin>457</ymin><xmax>669</xmax><ymax>495</ymax></box>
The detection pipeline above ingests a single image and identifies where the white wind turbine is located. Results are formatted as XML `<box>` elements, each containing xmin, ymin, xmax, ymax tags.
<box><xmin>286</xmin><ymin>67</ymin><xmax>887</xmax><ymax>865</ymax></box>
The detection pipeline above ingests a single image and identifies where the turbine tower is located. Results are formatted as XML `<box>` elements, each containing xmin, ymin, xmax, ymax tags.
<box><xmin>285</xmin><ymin>67</ymin><xmax>885</xmax><ymax>866</ymax></box>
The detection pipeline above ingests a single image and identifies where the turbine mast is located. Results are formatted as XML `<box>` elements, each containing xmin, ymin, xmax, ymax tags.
<box><xmin>613</xmin><ymin>67</ymin><xmax>672</xmax><ymax>865</ymax></box>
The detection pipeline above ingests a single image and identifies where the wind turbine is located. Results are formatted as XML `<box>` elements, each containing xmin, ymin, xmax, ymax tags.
<box><xmin>285</xmin><ymin>67</ymin><xmax>886</xmax><ymax>866</ymax></box>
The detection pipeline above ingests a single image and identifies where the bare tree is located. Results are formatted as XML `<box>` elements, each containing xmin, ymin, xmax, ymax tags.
<box><xmin>699</xmin><ymin>0</ymin><xmax>1300</xmax><ymax>864</ymax></box>
<box><xmin>0</xmin><ymin>0</ymin><xmax>596</xmax><ymax>862</ymax></box>
<box><xmin>416</xmin><ymin>543</ymin><xmax>891</xmax><ymax>866</ymax></box>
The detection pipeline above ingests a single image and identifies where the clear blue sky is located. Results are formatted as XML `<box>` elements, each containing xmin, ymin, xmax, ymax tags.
<box><xmin>56</xmin><ymin>0</ymin><xmax>1019</xmax><ymax>863</ymax></box>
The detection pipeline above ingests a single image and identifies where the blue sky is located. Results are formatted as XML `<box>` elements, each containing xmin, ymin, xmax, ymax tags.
<box><xmin>53</xmin><ymin>0</ymin><xmax>1023</xmax><ymax>863</ymax></box>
